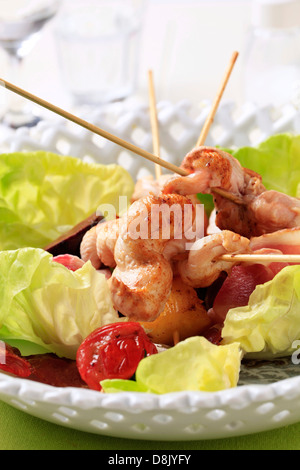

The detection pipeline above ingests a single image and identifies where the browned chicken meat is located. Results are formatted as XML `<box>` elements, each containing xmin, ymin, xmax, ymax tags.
<box><xmin>131</xmin><ymin>173</ymin><xmax>201</xmax><ymax>206</ymax></box>
<box><xmin>81</xmin><ymin>218</ymin><xmax>121</xmax><ymax>269</ymax></box>
<box><xmin>177</xmin><ymin>230</ymin><xmax>251</xmax><ymax>288</ymax></box>
<box><xmin>250</xmin><ymin>227</ymin><xmax>300</xmax><ymax>252</ymax></box>
<box><xmin>81</xmin><ymin>192</ymin><xmax>205</xmax><ymax>277</ymax></box>
<box><xmin>110</xmin><ymin>193</ymin><xmax>199</xmax><ymax>322</ymax></box>
<box><xmin>162</xmin><ymin>146</ymin><xmax>300</xmax><ymax>237</ymax></box>
<box><xmin>131</xmin><ymin>174</ymin><xmax>173</xmax><ymax>202</ymax></box>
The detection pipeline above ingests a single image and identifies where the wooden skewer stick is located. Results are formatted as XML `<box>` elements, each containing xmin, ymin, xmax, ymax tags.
<box><xmin>220</xmin><ymin>253</ymin><xmax>300</xmax><ymax>263</ymax></box>
<box><xmin>172</xmin><ymin>330</ymin><xmax>180</xmax><ymax>346</ymax></box>
<box><xmin>148</xmin><ymin>70</ymin><xmax>162</xmax><ymax>179</ymax></box>
<box><xmin>211</xmin><ymin>188</ymin><xmax>243</xmax><ymax>204</ymax></box>
<box><xmin>0</xmin><ymin>78</ymin><xmax>185</xmax><ymax>176</ymax></box>
<box><xmin>193</xmin><ymin>52</ymin><xmax>240</xmax><ymax>204</ymax></box>
<box><xmin>0</xmin><ymin>78</ymin><xmax>243</xmax><ymax>205</ymax></box>
<box><xmin>196</xmin><ymin>51</ymin><xmax>239</xmax><ymax>147</ymax></box>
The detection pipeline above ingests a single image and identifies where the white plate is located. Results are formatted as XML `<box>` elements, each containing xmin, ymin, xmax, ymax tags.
<box><xmin>1</xmin><ymin>360</ymin><xmax>300</xmax><ymax>440</ymax></box>
<box><xmin>0</xmin><ymin>100</ymin><xmax>300</xmax><ymax>441</ymax></box>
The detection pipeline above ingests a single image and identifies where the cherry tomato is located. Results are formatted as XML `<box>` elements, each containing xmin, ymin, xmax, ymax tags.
<box><xmin>0</xmin><ymin>343</ymin><xmax>32</xmax><ymax>378</ymax></box>
<box><xmin>76</xmin><ymin>322</ymin><xmax>158</xmax><ymax>391</ymax></box>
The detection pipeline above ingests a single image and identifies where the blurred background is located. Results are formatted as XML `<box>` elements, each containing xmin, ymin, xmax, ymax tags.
<box><xmin>0</xmin><ymin>0</ymin><xmax>252</xmax><ymax>118</ymax></box>
<box><xmin>0</xmin><ymin>0</ymin><xmax>300</xmax><ymax>129</ymax></box>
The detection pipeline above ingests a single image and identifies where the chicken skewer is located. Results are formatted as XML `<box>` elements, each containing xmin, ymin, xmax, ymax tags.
<box><xmin>177</xmin><ymin>230</ymin><xmax>251</xmax><ymax>288</ymax></box>
<box><xmin>82</xmin><ymin>210</ymin><xmax>300</xmax><ymax>322</ymax></box>
<box><xmin>163</xmin><ymin>146</ymin><xmax>300</xmax><ymax>238</ymax></box>
<box><xmin>176</xmin><ymin>227</ymin><xmax>300</xmax><ymax>289</ymax></box>
<box><xmin>82</xmin><ymin>141</ymin><xmax>300</xmax><ymax>294</ymax></box>
<box><xmin>64</xmin><ymin>154</ymin><xmax>300</xmax><ymax>323</ymax></box>
<box><xmin>8</xmin><ymin>66</ymin><xmax>297</xmax><ymax>313</ymax></box>
<box><xmin>109</xmin><ymin>193</ymin><xmax>199</xmax><ymax>322</ymax></box>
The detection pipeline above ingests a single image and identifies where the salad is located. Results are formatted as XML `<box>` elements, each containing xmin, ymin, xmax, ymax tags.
<box><xmin>0</xmin><ymin>133</ymin><xmax>300</xmax><ymax>394</ymax></box>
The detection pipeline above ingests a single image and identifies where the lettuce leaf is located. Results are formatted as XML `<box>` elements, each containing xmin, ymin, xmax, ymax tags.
<box><xmin>100</xmin><ymin>379</ymin><xmax>150</xmax><ymax>393</ymax></box>
<box><xmin>0</xmin><ymin>151</ymin><xmax>134</xmax><ymax>250</ymax></box>
<box><xmin>229</xmin><ymin>133</ymin><xmax>300</xmax><ymax>197</ymax></box>
<box><xmin>101</xmin><ymin>337</ymin><xmax>242</xmax><ymax>394</ymax></box>
<box><xmin>222</xmin><ymin>265</ymin><xmax>300</xmax><ymax>358</ymax></box>
<box><xmin>0</xmin><ymin>248</ymin><xmax>121</xmax><ymax>359</ymax></box>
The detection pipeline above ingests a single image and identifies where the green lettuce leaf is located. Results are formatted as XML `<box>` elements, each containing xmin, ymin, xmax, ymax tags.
<box><xmin>222</xmin><ymin>265</ymin><xmax>300</xmax><ymax>358</ymax></box>
<box><xmin>100</xmin><ymin>379</ymin><xmax>150</xmax><ymax>393</ymax></box>
<box><xmin>0</xmin><ymin>151</ymin><xmax>134</xmax><ymax>250</ymax></box>
<box><xmin>0</xmin><ymin>248</ymin><xmax>121</xmax><ymax>359</ymax></box>
<box><xmin>101</xmin><ymin>337</ymin><xmax>242</xmax><ymax>394</ymax></box>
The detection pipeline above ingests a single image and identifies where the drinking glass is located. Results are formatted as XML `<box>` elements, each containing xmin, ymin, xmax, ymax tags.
<box><xmin>55</xmin><ymin>0</ymin><xmax>147</xmax><ymax>106</ymax></box>
<box><xmin>0</xmin><ymin>0</ymin><xmax>61</xmax><ymax>128</ymax></box>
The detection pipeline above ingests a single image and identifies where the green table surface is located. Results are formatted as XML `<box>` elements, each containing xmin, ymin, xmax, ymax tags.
<box><xmin>1</xmin><ymin>400</ymin><xmax>300</xmax><ymax>450</ymax></box>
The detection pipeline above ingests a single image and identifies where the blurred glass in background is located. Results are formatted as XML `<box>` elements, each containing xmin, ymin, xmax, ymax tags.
<box><xmin>243</xmin><ymin>0</ymin><xmax>300</xmax><ymax>108</ymax></box>
<box><xmin>55</xmin><ymin>0</ymin><xmax>147</xmax><ymax>106</ymax></box>
<box><xmin>0</xmin><ymin>0</ymin><xmax>61</xmax><ymax>128</ymax></box>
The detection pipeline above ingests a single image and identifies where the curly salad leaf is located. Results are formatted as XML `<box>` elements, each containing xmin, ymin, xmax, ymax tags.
<box><xmin>101</xmin><ymin>337</ymin><xmax>242</xmax><ymax>393</ymax></box>
<box><xmin>0</xmin><ymin>151</ymin><xmax>134</xmax><ymax>250</ymax></box>
<box><xmin>0</xmin><ymin>248</ymin><xmax>120</xmax><ymax>359</ymax></box>
<box><xmin>222</xmin><ymin>265</ymin><xmax>300</xmax><ymax>359</ymax></box>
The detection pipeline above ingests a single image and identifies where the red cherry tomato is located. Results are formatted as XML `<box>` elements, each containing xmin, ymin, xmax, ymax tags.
<box><xmin>0</xmin><ymin>343</ymin><xmax>32</xmax><ymax>378</ymax></box>
<box><xmin>76</xmin><ymin>322</ymin><xmax>158</xmax><ymax>391</ymax></box>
